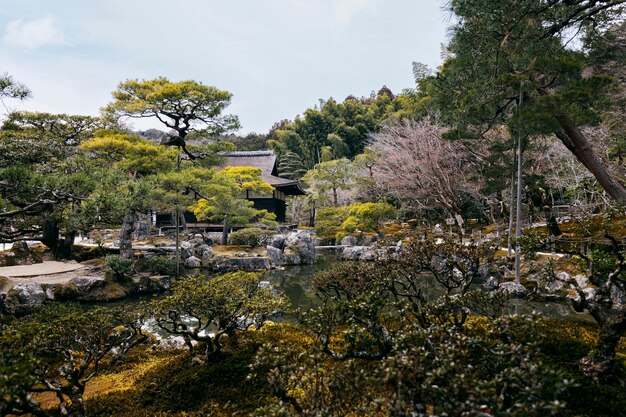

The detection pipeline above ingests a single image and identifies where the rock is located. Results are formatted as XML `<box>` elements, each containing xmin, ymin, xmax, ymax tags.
<box><xmin>0</xmin><ymin>251</ymin><xmax>17</xmax><ymax>267</ymax></box>
<box><xmin>184</xmin><ymin>256</ymin><xmax>202</xmax><ymax>268</ymax></box>
<box><xmin>341</xmin><ymin>246</ymin><xmax>377</xmax><ymax>261</ymax></box>
<box><xmin>266</xmin><ymin>245</ymin><xmax>285</xmax><ymax>266</ymax></box>
<box><xmin>157</xmin><ymin>336</ymin><xmax>190</xmax><ymax>351</ymax></box>
<box><xmin>574</xmin><ymin>275</ymin><xmax>589</xmax><ymax>288</ymax></box>
<box><xmin>201</xmin><ymin>248</ymin><xmax>214</xmax><ymax>267</ymax></box>
<box><xmin>6</xmin><ymin>283</ymin><xmax>46</xmax><ymax>312</ymax></box>
<box><xmin>545</xmin><ymin>279</ymin><xmax>565</xmax><ymax>293</ymax></box>
<box><xmin>206</xmin><ymin>232</ymin><xmax>223</xmax><ymax>245</ymax></box>
<box><xmin>70</xmin><ymin>276</ymin><xmax>107</xmax><ymax>294</ymax></box>
<box><xmin>137</xmin><ymin>275</ymin><xmax>171</xmax><ymax>293</ymax></box>
<box><xmin>340</xmin><ymin>235</ymin><xmax>358</xmax><ymax>247</ymax></box>
<box><xmin>193</xmin><ymin>233</ymin><xmax>205</xmax><ymax>244</ymax></box>
<box><xmin>499</xmin><ymin>265</ymin><xmax>514</xmax><ymax>277</ymax></box>
<box><xmin>209</xmin><ymin>256</ymin><xmax>271</xmax><ymax>272</ymax></box>
<box><xmin>1</xmin><ymin>241</ymin><xmax>42</xmax><ymax>266</ymax></box>
<box><xmin>0</xmin><ymin>275</ymin><xmax>14</xmax><ymax>295</ymax></box>
<box><xmin>361</xmin><ymin>235</ymin><xmax>376</xmax><ymax>245</ymax></box>
<box><xmin>268</xmin><ymin>234</ymin><xmax>287</xmax><ymax>250</ymax></box>
<box><xmin>499</xmin><ymin>281</ymin><xmax>527</xmax><ymax>296</ymax></box>
<box><xmin>283</xmin><ymin>248</ymin><xmax>302</xmax><ymax>265</ymax></box>
<box><xmin>478</xmin><ymin>263</ymin><xmax>501</xmax><ymax>281</ymax></box>
<box><xmin>198</xmin><ymin>244</ymin><xmax>212</xmax><ymax>257</ymax></box>
<box><xmin>483</xmin><ymin>276</ymin><xmax>500</xmax><ymax>291</ymax></box>
<box><xmin>44</xmin><ymin>283</ymin><xmax>78</xmax><ymax>301</ymax></box>
<box><xmin>283</xmin><ymin>231</ymin><xmax>315</xmax><ymax>264</ymax></box>
<box><xmin>180</xmin><ymin>241</ymin><xmax>195</xmax><ymax>260</ymax></box>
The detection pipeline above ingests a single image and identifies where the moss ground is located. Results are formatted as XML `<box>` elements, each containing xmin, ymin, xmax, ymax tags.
<box><xmin>74</xmin><ymin>319</ymin><xmax>626</xmax><ymax>417</ymax></box>
<box><xmin>83</xmin><ymin>324</ymin><xmax>309</xmax><ymax>417</ymax></box>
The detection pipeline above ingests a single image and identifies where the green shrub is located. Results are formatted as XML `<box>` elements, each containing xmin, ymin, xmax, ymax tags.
<box><xmin>228</xmin><ymin>228</ymin><xmax>274</xmax><ymax>247</ymax></box>
<box><xmin>142</xmin><ymin>255</ymin><xmax>176</xmax><ymax>276</ymax></box>
<box><xmin>104</xmin><ymin>255</ymin><xmax>135</xmax><ymax>282</ymax></box>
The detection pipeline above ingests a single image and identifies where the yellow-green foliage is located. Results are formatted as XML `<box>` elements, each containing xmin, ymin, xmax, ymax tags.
<box><xmin>315</xmin><ymin>205</ymin><xmax>351</xmax><ymax>240</ymax></box>
<box><xmin>80</xmin><ymin>131</ymin><xmax>177</xmax><ymax>175</ymax></box>
<box><xmin>339</xmin><ymin>202</ymin><xmax>395</xmax><ymax>239</ymax></box>
<box><xmin>315</xmin><ymin>202</ymin><xmax>396</xmax><ymax>242</ymax></box>
<box><xmin>190</xmin><ymin>166</ymin><xmax>277</xmax><ymax>227</ymax></box>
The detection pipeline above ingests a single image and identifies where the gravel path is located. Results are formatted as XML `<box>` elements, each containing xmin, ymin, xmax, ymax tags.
<box><xmin>0</xmin><ymin>261</ymin><xmax>86</xmax><ymax>278</ymax></box>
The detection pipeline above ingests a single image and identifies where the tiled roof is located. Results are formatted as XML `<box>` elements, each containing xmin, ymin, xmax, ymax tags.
<box><xmin>218</xmin><ymin>151</ymin><xmax>305</xmax><ymax>194</ymax></box>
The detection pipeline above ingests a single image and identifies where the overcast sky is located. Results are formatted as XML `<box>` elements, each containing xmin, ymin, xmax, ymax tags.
<box><xmin>1</xmin><ymin>0</ymin><xmax>449</xmax><ymax>134</ymax></box>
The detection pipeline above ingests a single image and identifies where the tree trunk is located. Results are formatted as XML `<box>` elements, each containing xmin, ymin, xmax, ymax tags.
<box><xmin>41</xmin><ymin>218</ymin><xmax>59</xmax><ymax>252</ymax></box>
<box><xmin>56</xmin><ymin>230</ymin><xmax>76</xmax><ymax>260</ymax></box>
<box><xmin>515</xmin><ymin>134</ymin><xmax>523</xmax><ymax>284</ymax></box>
<box><xmin>553</xmin><ymin>114</ymin><xmax>626</xmax><ymax>201</ymax></box>
<box><xmin>119</xmin><ymin>211</ymin><xmax>137</xmax><ymax>259</ymax></box>
<box><xmin>535</xmin><ymin>86</ymin><xmax>626</xmax><ymax>201</ymax></box>
<box><xmin>221</xmin><ymin>216</ymin><xmax>229</xmax><ymax>245</ymax></box>
<box><xmin>332</xmin><ymin>187</ymin><xmax>338</xmax><ymax>206</ymax></box>
<box><xmin>579</xmin><ymin>315</ymin><xmax>626</xmax><ymax>380</ymax></box>
<box><xmin>308</xmin><ymin>207</ymin><xmax>316</xmax><ymax>228</ymax></box>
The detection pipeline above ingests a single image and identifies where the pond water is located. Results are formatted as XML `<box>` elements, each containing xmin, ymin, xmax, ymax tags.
<box><xmin>100</xmin><ymin>248</ymin><xmax>593</xmax><ymax>334</ymax></box>
<box><xmin>269</xmin><ymin>250</ymin><xmax>591</xmax><ymax>322</ymax></box>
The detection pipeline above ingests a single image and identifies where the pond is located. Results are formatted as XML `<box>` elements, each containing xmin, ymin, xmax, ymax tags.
<box><xmin>269</xmin><ymin>249</ymin><xmax>590</xmax><ymax>322</ymax></box>
<box><xmin>101</xmin><ymin>248</ymin><xmax>593</xmax><ymax>337</ymax></box>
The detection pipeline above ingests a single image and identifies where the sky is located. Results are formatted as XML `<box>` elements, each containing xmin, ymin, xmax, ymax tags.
<box><xmin>0</xmin><ymin>0</ymin><xmax>450</xmax><ymax>134</ymax></box>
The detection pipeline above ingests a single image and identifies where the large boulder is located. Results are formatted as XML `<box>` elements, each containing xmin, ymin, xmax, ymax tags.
<box><xmin>6</xmin><ymin>283</ymin><xmax>46</xmax><ymax>312</ymax></box>
<box><xmin>70</xmin><ymin>276</ymin><xmax>108</xmax><ymax>294</ymax></box>
<box><xmin>266</xmin><ymin>245</ymin><xmax>285</xmax><ymax>266</ymax></box>
<box><xmin>268</xmin><ymin>234</ymin><xmax>287</xmax><ymax>250</ymax></box>
<box><xmin>483</xmin><ymin>276</ymin><xmax>500</xmax><ymax>291</ymax></box>
<box><xmin>201</xmin><ymin>247</ymin><xmax>214</xmax><ymax>268</ymax></box>
<box><xmin>193</xmin><ymin>233</ymin><xmax>205</xmax><ymax>245</ymax></box>
<box><xmin>0</xmin><ymin>241</ymin><xmax>43</xmax><ymax>266</ymax></box>
<box><xmin>283</xmin><ymin>231</ymin><xmax>315</xmax><ymax>264</ymax></box>
<box><xmin>341</xmin><ymin>246</ymin><xmax>377</xmax><ymax>261</ymax></box>
<box><xmin>430</xmin><ymin>255</ymin><xmax>450</xmax><ymax>277</ymax></box>
<box><xmin>43</xmin><ymin>283</ymin><xmax>79</xmax><ymax>301</ymax></box>
<box><xmin>477</xmin><ymin>263</ymin><xmax>502</xmax><ymax>281</ymax></box>
<box><xmin>340</xmin><ymin>235</ymin><xmax>358</xmax><ymax>247</ymax></box>
<box><xmin>184</xmin><ymin>256</ymin><xmax>202</xmax><ymax>268</ymax></box>
<box><xmin>180</xmin><ymin>241</ymin><xmax>196</xmax><ymax>260</ymax></box>
<box><xmin>209</xmin><ymin>256</ymin><xmax>271</xmax><ymax>272</ymax></box>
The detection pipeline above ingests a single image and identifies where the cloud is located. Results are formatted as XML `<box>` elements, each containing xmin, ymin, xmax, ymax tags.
<box><xmin>332</xmin><ymin>0</ymin><xmax>380</xmax><ymax>23</ymax></box>
<box><xmin>3</xmin><ymin>16</ymin><xmax>67</xmax><ymax>49</ymax></box>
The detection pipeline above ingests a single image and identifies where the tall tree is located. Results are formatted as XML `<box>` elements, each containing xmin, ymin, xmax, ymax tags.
<box><xmin>432</xmin><ymin>0</ymin><xmax>626</xmax><ymax>201</ymax></box>
<box><xmin>0</xmin><ymin>112</ymin><xmax>104</xmax><ymax>256</ymax></box>
<box><xmin>104</xmin><ymin>77</ymin><xmax>240</xmax><ymax>160</ymax></box>
<box><xmin>303</xmin><ymin>159</ymin><xmax>355</xmax><ymax>207</ymax></box>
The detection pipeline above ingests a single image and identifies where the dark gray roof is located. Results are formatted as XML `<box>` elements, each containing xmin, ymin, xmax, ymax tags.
<box><xmin>218</xmin><ymin>151</ymin><xmax>306</xmax><ymax>195</ymax></box>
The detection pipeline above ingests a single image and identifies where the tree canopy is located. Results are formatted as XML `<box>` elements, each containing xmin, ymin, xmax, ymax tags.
<box><xmin>104</xmin><ymin>78</ymin><xmax>240</xmax><ymax>159</ymax></box>
<box><xmin>430</xmin><ymin>0</ymin><xmax>626</xmax><ymax>200</ymax></box>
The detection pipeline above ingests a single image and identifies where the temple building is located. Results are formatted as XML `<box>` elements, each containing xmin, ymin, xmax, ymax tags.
<box><xmin>218</xmin><ymin>151</ymin><xmax>306</xmax><ymax>223</ymax></box>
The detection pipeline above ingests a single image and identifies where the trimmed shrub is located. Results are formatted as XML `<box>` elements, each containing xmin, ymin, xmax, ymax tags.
<box><xmin>228</xmin><ymin>228</ymin><xmax>274</xmax><ymax>247</ymax></box>
<box><xmin>104</xmin><ymin>255</ymin><xmax>134</xmax><ymax>282</ymax></box>
<box><xmin>142</xmin><ymin>255</ymin><xmax>176</xmax><ymax>276</ymax></box>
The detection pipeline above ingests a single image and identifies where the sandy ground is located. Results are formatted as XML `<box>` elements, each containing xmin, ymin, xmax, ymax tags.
<box><xmin>0</xmin><ymin>261</ymin><xmax>86</xmax><ymax>278</ymax></box>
